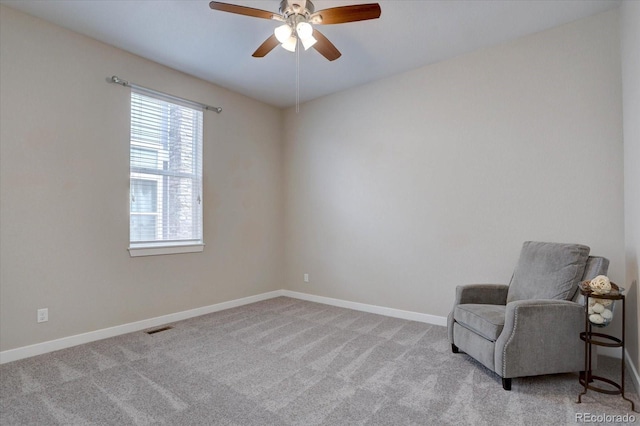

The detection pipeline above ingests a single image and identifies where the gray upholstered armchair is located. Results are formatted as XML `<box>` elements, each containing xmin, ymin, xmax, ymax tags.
<box><xmin>448</xmin><ymin>241</ymin><xmax>609</xmax><ymax>390</ymax></box>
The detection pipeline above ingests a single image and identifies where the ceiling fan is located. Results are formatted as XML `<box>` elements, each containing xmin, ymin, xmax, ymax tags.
<box><xmin>209</xmin><ymin>0</ymin><xmax>381</xmax><ymax>61</ymax></box>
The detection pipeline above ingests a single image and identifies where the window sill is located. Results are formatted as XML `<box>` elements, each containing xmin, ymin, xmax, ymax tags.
<box><xmin>128</xmin><ymin>242</ymin><xmax>204</xmax><ymax>257</ymax></box>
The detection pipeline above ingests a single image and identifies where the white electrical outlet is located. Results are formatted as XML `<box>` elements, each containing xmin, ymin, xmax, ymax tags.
<box><xmin>304</xmin><ymin>273</ymin><xmax>309</xmax><ymax>283</ymax></box>
<box><xmin>37</xmin><ymin>308</ymin><xmax>48</xmax><ymax>323</ymax></box>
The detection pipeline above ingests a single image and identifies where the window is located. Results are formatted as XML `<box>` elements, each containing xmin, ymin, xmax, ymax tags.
<box><xmin>129</xmin><ymin>89</ymin><xmax>203</xmax><ymax>256</ymax></box>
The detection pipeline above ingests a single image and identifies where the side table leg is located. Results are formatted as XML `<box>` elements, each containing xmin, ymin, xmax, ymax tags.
<box><xmin>578</xmin><ymin>313</ymin><xmax>590</xmax><ymax>403</ymax></box>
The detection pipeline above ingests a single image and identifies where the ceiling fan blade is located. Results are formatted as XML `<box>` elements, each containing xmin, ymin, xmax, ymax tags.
<box><xmin>209</xmin><ymin>1</ymin><xmax>277</xmax><ymax>20</ymax></box>
<box><xmin>312</xmin><ymin>29</ymin><xmax>341</xmax><ymax>61</ymax></box>
<box><xmin>312</xmin><ymin>3</ymin><xmax>381</xmax><ymax>25</ymax></box>
<box><xmin>252</xmin><ymin>34</ymin><xmax>280</xmax><ymax>58</ymax></box>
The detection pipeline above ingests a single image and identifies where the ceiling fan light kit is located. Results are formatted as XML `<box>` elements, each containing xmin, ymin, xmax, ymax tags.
<box><xmin>276</xmin><ymin>1</ymin><xmax>317</xmax><ymax>52</ymax></box>
<box><xmin>209</xmin><ymin>0</ymin><xmax>381</xmax><ymax>61</ymax></box>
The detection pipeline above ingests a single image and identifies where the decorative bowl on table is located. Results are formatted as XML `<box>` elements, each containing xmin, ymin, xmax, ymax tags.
<box><xmin>579</xmin><ymin>276</ymin><xmax>623</xmax><ymax>328</ymax></box>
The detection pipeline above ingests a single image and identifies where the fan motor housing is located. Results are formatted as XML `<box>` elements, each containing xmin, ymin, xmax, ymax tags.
<box><xmin>280</xmin><ymin>0</ymin><xmax>314</xmax><ymax>16</ymax></box>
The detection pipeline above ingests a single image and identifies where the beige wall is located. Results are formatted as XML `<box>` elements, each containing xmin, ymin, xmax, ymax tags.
<box><xmin>0</xmin><ymin>6</ymin><xmax>284</xmax><ymax>352</ymax></box>
<box><xmin>0</xmin><ymin>4</ymin><xmax>632</xmax><ymax>367</ymax></box>
<box><xmin>283</xmin><ymin>10</ymin><xmax>624</xmax><ymax>320</ymax></box>
<box><xmin>621</xmin><ymin>0</ymin><xmax>640</xmax><ymax>378</ymax></box>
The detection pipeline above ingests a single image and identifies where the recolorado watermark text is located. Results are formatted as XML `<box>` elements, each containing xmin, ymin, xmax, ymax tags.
<box><xmin>576</xmin><ymin>412</ymin><xmax>636</xmax><ymax>423</ymax></box>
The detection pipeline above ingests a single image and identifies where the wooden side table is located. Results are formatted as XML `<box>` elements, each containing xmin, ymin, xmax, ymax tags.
<box><xmin>577</xmin><ymin>281</ymin><xmax>636</xmax><ymax>412</ymax></box>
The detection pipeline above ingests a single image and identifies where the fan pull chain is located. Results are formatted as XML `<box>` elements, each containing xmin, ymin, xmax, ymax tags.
<box><xmin>296</xmin><ymin>37</ymin><xmax>300</xmax><ymax>113</ymax></box>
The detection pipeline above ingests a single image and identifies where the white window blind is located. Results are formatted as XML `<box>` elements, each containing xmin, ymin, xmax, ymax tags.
<box><xmin>129</xmin><ymin>89</ymin><xmax>203</xmax><ymax>256</ymax></box>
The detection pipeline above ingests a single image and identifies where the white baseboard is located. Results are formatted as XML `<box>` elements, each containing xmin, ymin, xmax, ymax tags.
<box><xmin>625</xmin><ymin>349</ymin><xmax>640</xmax><ymax>395</ymax></box>
<box><xmin>280</xmin><ymin>290</ymin><xmax>448</xmax><ymax>327</ymax></box>
<box><xmin>0</xmin><ymin>290</ymin><xmax>284</xmax><ymax>364</ymax></box>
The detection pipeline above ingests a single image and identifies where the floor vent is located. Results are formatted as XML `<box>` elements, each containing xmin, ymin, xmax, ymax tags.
<box><xmin>146</xmin><ymin>326</ymin><xmax>173</xmax><ymax>335</ymax></box>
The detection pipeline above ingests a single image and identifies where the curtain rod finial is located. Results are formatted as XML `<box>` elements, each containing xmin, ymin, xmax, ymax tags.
<box><xmin>110</xmin><ymin>76</ymin><xmax>128</xmax><ymax>86</ymax></box>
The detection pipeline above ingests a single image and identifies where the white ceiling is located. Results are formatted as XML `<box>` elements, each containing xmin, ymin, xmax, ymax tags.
<box><xmin>1</xmin><ymin>0</ymin><xmax>621</xmax><ymax>108</ymax></box>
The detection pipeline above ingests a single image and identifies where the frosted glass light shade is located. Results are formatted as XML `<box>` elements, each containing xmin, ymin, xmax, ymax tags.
<box><xmin>301</xmin><ymin>35</ymin><xmax>317</xmax><ymax>50</ymax></box>
<box><xmin>296</xmin><ymin>22</ymin><xmax>316</xmax><ymax>50</ymax></box>
<box><xmin>281</xmin><ymin>36</ymin><xmax>297</xmax><ymax>52</ymax></box>
<box><xmin>296</xmin><ymin>22</ymin><xmax>313</xmax><ymax>39</ymax></box>
<box><xmin>274</xmin><ymin>24</ymin><xmax>293</xmax><ymax>43</ymax></box>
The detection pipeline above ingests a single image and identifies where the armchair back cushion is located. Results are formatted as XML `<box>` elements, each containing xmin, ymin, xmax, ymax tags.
<box><xmin>506</xmin><ymin>241</ymin><xmax>590</xmax><ymax>303</ymax></box>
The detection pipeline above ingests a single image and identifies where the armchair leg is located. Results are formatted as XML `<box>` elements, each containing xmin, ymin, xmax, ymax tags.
<box><xmin>502</xmin><ymin>378</ymin><xmax>512</xmax><ymax>391</ymax></box>
<box><xmin>451</xmin><ymin>344</ymin><xmax>459</xmax><ymax>353</ymax></box>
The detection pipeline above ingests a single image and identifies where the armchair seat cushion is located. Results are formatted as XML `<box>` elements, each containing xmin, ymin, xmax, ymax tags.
<box><xmin>454</xmin><ymin>304</ymin><xmax>506</xmax><ymax>342</ymax></box>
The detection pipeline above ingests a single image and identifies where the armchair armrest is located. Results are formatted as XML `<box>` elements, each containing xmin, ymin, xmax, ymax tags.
<box><xmin>495</xmin><ymin>299</ymin><xmax>584</xmax><ymax>379</ymax></box>
<box><xmin>454</xmin><ymin>284</ymin><xmax>509</xmax><ymax>305</ymax></box>
<box><xmin>448</xmin><ymin>284</ymin><xmax>508</xmax><ymax>343</ymax></box>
